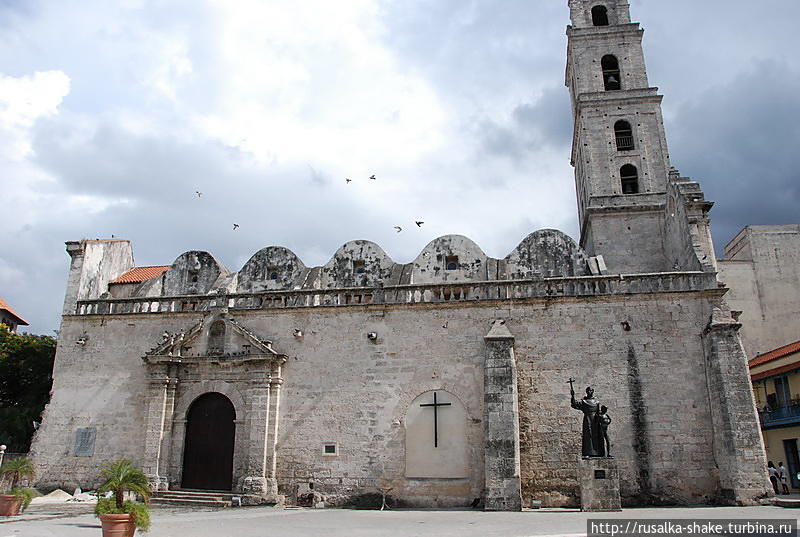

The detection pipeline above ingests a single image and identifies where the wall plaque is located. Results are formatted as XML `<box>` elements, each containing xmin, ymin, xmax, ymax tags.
<box><xmin>74</xmin><ymin>427</ymin><xmax>97</xmax><ymax>457</ymax></box>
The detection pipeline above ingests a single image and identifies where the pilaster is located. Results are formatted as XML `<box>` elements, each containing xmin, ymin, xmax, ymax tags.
<box><xmin>483</xmin><ymin>319</ymin><xmax>523</xmax><ymax>511</ymax></box>
<box><xmin>702</xmin><ymin>307</ymin><xmax>772</xmax><ymax>504</ymax></box>
<box><xmin>142</xmin><ymin>371</ymin><xmax>170</xmax><ymax>490</ymax></box>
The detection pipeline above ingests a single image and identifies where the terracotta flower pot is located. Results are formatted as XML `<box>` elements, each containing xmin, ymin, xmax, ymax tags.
<box><xmin>0</xmin><ymin>494</ymin><xmax>22</xmax><ymax>516</ymax></box>
<box><xmin>99</xmin><ymin>513</ymin><xmax>137</xmax><ymax>537</ymax></box>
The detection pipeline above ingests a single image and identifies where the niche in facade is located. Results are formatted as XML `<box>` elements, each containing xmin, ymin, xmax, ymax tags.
<box><xmin>405</xmin><ymin>390</ymin><xmax>468</xmax><ymax>478</ymax></box>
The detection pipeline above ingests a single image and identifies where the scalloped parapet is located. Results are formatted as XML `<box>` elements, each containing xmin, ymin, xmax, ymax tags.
<box><xmin>410</xmin><ymin>235</ymin><xmax>490</xmax><ymax>285</ymax></box>
<box><xmin>65</xmin><ymin>229</ymin><xmax>726</xmax><ymax>317</ymax></box>
<box><xmin>238</xmin><ymin>246</ymin><xmax>308</xmax><ymax>293</ymax></box>
<box><xmin>313</xmin><ymin>240</ymin><xmax>397</xmax><ymax>289</ymax></box>
<box><xmin>157</xmin><ymin>251</ymin><xmax>230</xmax><ymax>297</ymax></box>
<box><xmin>506</xmin><ymin>230</ymin><xmax>590</xmax><ymax>279</ymax></box>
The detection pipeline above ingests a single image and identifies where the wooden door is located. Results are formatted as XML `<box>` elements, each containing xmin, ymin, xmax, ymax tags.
<box><xmin>181</xmin><ymin>392</ymin><xmax>236</xmax><ymax>490</ymax></box>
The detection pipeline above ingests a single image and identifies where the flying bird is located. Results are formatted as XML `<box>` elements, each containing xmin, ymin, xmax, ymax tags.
<box><xmin>369</xmin><ymin>174</ymin><xmax>376</xmax><ymax>180</ymax></box>
<box><xmin>233</xmin><ymin>223</ymin><xmax>240</xmax><ymax>231</ymax></box>
<box><xmin>415</xmin><ymin>221</ymin><xmax>424</xmax><ymax>227</ymax></box>
<box><xmin>346</xmin><ymin>178</ymin><xmax>351</xmax><ymax>183</ymax></box>
<box><xmin>394</xmin><ymin>226</ymin><xmax>402</xmax><ymax>233</ymax></box>
<box><xmin>195</xmin><ymin>191</ymin><xmax>202</xmax><ymax>197</ymax></box>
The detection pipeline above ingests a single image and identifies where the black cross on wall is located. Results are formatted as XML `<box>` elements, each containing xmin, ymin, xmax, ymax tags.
<box><xmin>419</xmin><ymin>391</ymin><xmax>452</xmax><ymax>448</ymax></box>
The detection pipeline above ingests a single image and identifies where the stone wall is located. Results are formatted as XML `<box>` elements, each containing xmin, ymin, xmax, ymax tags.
<box><xmin>718</xmin><ymin>225</ymin><xmax>800</xmax><ymax>357</ymax></box>
<box><xmin>32</xmin><ymin>281</ymin><xmax>769</xmax><ymax>506</ymax></box>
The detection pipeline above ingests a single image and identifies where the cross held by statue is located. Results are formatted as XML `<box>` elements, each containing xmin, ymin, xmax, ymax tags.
<box><xmin>419</xmin><ymin>391</ymin><xmax>451</xmax><ymax>448</ymax></box>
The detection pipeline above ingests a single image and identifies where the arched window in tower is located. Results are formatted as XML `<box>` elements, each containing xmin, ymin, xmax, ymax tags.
<box><xmin>208</xmin><ymin>320</ymin><xmax>226</xmax><ymax>355</ymax></box>
<box><xmin>620</xmin><ymin>164</ymin><xmax>639</xmax><ymax>194</ymax></box>
<box><xmin>614</xmin><ymin>120</ymin><xmax>634</xmax><ymax>151</ymax></box>
<box><xmin>601</xmin><ymin>55</ymin><xmax>621</xmax><ymax>90</ymax></box>
<box><xmin>591</xmin><ymin>5</ymin><xmax>609</xmax><ymax>26</ymax></box>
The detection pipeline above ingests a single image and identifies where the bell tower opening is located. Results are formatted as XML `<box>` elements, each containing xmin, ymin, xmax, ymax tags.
<box><xmin>620</xmin><ymin>165</ymin><xmax>639</xmax><ymax>194</ymax></box>
<box><xmin>614</xmin><ymin>120</ymin><xmax>634</xmax><ymax>151</ymax></box>
<box><xmin>601</xmin><ymin>55</ymin><xmax>621</xmax><ymax>90</ymax></box>
<box><xmin>591</xmin><ymin>5</ymin><xmax>609</xmax><ymax>26</ymax></box>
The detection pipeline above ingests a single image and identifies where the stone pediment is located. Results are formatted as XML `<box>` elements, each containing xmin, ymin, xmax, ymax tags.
<box><xmin>144</xmin><ymin>313</ymin><xmax>285</xmax><ymax>363</ymax></box>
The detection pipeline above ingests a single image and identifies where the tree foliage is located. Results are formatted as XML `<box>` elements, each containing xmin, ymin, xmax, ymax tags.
<box><xmin>0</xmin><ymin>326</ymin><xmax>56</xmax><ymax>452</ymax></box>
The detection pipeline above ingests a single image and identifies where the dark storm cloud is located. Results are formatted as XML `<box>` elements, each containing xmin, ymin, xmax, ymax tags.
<box><xmin>31</xmin><ymin>118</ymin><xmax>252</xmax><ymax>204</ymax></box>
<box><xmin>666</xmin><ymin>62</ymin><xmax>800</xmax><ymax>254</ymax></box>
<box><xmin>475</xmin><ymin>86</ymin><xmax>572</xmax><ymax>163</ymax></box>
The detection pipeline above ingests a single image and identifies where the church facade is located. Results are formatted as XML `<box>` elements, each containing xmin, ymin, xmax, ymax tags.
<box><xmin>31</xmin><ymin>0</ymin><xmax>771</xmax><ymax>508</ymax></box>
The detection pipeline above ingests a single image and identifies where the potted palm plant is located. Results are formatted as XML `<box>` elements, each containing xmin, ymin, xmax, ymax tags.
<box><xmin>95</xmin><ymin>459</ymin><xmax>151</xmax><ymax>536</ymax></box>
<box><xmin>0</xmin><ymin>457</ymin><xmax>36</xmax><ymax>516</ymax></box>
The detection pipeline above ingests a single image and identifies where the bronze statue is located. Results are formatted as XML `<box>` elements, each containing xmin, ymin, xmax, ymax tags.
<box><xmin>569</xmin><ymin>379</ymin><xmax>605</xmax><ymax>457</ymax></box>
<box><xmin>599</xmin><ymin>405</ymin><xmax>611</xmax><ymax>457</ymax></box>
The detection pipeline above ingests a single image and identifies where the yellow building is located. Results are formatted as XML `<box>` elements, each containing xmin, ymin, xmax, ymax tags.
<box><xmin>750</xmin><ymin>340</ymin><xmax>800</xmax><ymax>491</ymax></box>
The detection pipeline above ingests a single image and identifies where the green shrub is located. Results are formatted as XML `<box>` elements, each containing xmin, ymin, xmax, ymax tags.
<box><xmin>94</xmin><ymin>459</ymin><xmax>151</xmax><ymax>532</ymax></box>
<box><xmin>8</xmin><ymin>487</ymin><xmax>34</xmax><ymax>512</ymax></box>
<box><xmin>95</xmin><ymin>497</ymin><xmax>151</xmax><ymax>531</ymax></box>
<box><xmin>0</xmin><ymin>457</ymin><xmax>36</xmax><ymax>491</ymax></box>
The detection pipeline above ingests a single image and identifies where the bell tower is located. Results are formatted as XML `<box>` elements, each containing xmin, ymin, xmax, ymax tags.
<box><xmin>566</xmin><ymin>0</ymin><xmax>673</xmax><ymax>273</ymax></box>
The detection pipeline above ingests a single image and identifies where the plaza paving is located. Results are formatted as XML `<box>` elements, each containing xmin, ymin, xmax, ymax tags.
<box><xmin>1</xmin><ymin>504</ymin><xmax>798</xmax><ymax>537</ymax></box>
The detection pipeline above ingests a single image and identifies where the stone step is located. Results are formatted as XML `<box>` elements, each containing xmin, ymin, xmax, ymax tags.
<box><xmin>152</xmin><ymin>491</ymin><xmax>237</xmax><ymax>500</ymax></box>
<box><xmin>151</xmin><ymin>497</ymin><xmax>231</xmax><ymax>508</ymax></box>
<box><xmin>773</xmin><ymin>498</ymin><xmax>800</xmax><ymax>508</ymax></box>
<box><xmin>150</xmin><ymin>490</ymin><xmax>240</xmax><ymax>508</ymax></box>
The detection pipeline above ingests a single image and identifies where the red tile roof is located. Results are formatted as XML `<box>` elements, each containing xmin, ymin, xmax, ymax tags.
<box><xmin>0</xmin><ymin>297</ymin><xmax>29</xmax><ymax>326</ymax></box>
<box><xmin>748</xmin><ymin>339</ymin><xmax>800</xmax><ymax>368</ymax></box>
<box><xmin>109</xmin><ymin>266</ymin><xmax>170</xmax><ymax>284</ymax></box>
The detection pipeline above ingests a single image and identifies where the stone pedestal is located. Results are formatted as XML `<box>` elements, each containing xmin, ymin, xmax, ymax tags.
<box><xmin>578</xmin><ymin>457</ymin><xmax>621</xmax><ymax>511</ymax></box>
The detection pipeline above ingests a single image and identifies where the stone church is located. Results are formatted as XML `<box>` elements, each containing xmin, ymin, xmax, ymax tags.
<box><xmin>31</xmin><ymin>0</ymin><xmax>771</xmax><ymax>508</ymax></box>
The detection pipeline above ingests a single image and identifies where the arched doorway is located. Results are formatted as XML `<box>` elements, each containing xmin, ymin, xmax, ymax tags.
<box><xmin>181</xmin><ymin>392</ymin><xmax>236</xmax><ymax>490</ymax></box>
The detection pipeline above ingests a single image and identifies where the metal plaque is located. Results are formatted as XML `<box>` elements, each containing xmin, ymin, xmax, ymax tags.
<box><xmin>74</xmin><ymin>427</ymin><xmax>96</xmax><ymax>457</ymax></box>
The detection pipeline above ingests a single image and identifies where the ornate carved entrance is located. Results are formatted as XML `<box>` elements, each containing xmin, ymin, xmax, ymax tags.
<box><xmin>181</xmin><ymin>392</ymin><xmax>236</xmax><ymax>490</ymax></box>
<box><xmin>141</xmin><ymin>311</ymin><xmax>286</xmax><ymax>502</ymax></box>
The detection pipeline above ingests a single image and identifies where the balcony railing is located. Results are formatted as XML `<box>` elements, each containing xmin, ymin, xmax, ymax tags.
<box><xmin>615</xmin><ymin>135</ymin><xmax>634</xmax><ymax>151</ymax></box>
<box><xmin>73</xmin><ymin>271</ymin><xmax>718</xmax><ymax>316</ymax></box>
<box><xmin>759</xmin><ymin>404</ymin><xmax>800</xmax><ymax>429</ymax></box>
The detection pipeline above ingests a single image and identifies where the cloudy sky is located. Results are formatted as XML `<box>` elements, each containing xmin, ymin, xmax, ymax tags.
<box><xmin>2</xmin><ymin>0</ymin><xmax>799</xmax><ymax>335</ymax></box>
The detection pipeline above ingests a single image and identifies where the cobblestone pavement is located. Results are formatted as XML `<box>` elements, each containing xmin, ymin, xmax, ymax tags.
<box><xmin>0</xmin><ymin>504</ymin><xmax>797</xmax><ymax>537</ymax></box>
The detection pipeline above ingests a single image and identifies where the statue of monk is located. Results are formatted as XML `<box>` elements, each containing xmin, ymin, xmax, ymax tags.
<box><xmin>570</xmin><ymin>385</ymin><xmax>605</xmax><ymax>457</ymax></box>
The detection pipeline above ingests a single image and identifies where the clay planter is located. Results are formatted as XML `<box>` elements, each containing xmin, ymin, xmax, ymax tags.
<box><xmin>0</xmin><ymin>494</ymin><xmax>22</xmax><ymax>516</ymax></box>
<box><xmin>99</xmin><ymin>513</ymin><xmax>137</xmax><ymax>537</ymax></box>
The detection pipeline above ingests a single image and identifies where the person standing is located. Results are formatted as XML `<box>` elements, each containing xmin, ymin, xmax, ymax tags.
<box><xmin>779</xmin><ymin>462</ymin><xmax>790</xmax><ymax>494</ymax></box>
<box><xmin>768</xmin><ymin>461</ymin><xmax>780</xmax><ymax>494</ymax></box>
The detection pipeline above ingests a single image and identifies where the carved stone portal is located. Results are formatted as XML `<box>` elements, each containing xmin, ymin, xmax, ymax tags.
<box><xmin>141</xmin><ymin>312</ymin><xmax>286</xmax><ymax>504</ymax></box>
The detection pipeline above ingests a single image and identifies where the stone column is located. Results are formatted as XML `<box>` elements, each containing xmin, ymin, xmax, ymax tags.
<box><xmin>239</xmin><ymin>370</ymin><xmax>278</xmax><ymax>502</ymax></box>
<box><xmin>240</xmin><ymin>372</ymin><xmax>271</xmax><ymax>491</ymax></box>
<box><xmin>483</xmin><ymin>319</ymin><xmax>523</xmax><ymax>511</ymax></box>
<box><xmin>142</xmin><ymin>372</ymin><xmax>169</xmax><ymax>490</ymax></box>
<box><xmin>170</xmin><ymin>419</ymin><xmax>187</xmax><ymax>488</ymax></box>
<box><xmin>267</xmin><ymin>376</ymin><xmax>284</xmax><ymax>481</ymax></box>
<box><xmin>155</xmin><ymin>377</ymin><xmax>178</xmax><ymax>490</ymax></box>
<box><xmin>702</xmin><ymin>307</ymin><xmax>772</xmax><ymax>504</ymax></box>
